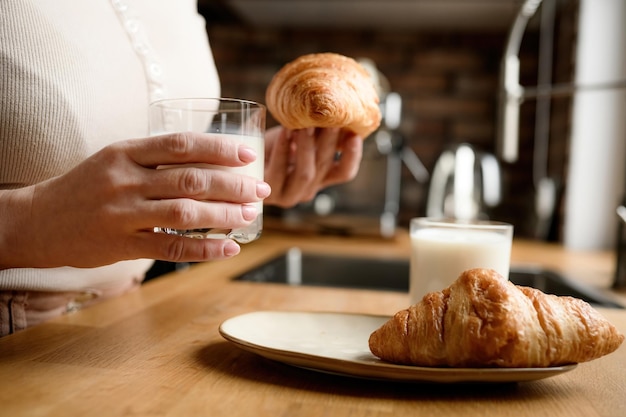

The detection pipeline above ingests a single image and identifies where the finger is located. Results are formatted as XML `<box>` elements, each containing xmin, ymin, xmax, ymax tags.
<box><xmin>313</xmin><ymin>127</ymin><xmax>342</xmax><ymax>183</ymax></box>
<box><xmin>143</xmin><ymin>167</ymin><xmax>270</xmax><ymax>202</ymax></box>
<box><xmin>297</xmin><ymin>127</ymin><xmax>341</xmax><ymax>202</ymax></box>
<box><xmin>131</xmin><ymin>231</ymin><xmax>242</xmax><ymax>262</ymax></box>
<box><xmin>264</xmin><ymin>128</ymin><xmax>292</xmax><ymax>195</ymax></box>
<box><xmin>279</xmin><ymin>128</ymin><xmax>317</xmax><ymax>200</ymax></box>
<box><xmin>321</xmin><ymin>132</ymin><xmax>363</xmax><ymax>187</ymax></box>
<box><xmin>142</xmin><ymin>199</ymin><xmax>259</xmax><ymax>231</ymax></box>
<box><xmin>123</xmin><ymin>132</ymin><xmax>257</xmax><ymax>168</ymax></box>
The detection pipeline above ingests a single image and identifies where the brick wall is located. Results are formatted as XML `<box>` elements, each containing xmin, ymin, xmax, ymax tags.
<box><xmin>203</xmin><ymin>4</ymin><xmax>577</xmax><ymax>241</ymax></box>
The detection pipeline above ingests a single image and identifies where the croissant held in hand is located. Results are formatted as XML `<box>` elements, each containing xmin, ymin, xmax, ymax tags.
<box><xmin>369</xmin><ymin>268</ymin><xmax>624</xmax><ymax>368</ymax></box>
<box><xmin>265</xmin><ymin>53</ymin><xmax>382</xmax><ymax>138</ymax></box>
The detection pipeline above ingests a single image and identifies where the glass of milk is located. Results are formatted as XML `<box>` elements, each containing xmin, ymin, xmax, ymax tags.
<box><xmin>149</xmin><ymin>98</ymin><xmax>265</xmax><ymax>243</ymax></box>
<box><xmin>409</xmin><ymin>217</ymin><xmax>513</xmax><ymax>304</ymax></box>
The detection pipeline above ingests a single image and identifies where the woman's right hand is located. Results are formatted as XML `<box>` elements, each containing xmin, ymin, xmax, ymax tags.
<box><xmin>0</xmin><ymin>132</ymin><xmax>271</xmax><ymax>270</ymax></box>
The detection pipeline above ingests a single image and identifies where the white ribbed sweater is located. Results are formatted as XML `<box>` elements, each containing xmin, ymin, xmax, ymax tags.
<box><xmin>0</xmin><ymin>0</ymin><xmax>220</xmax><ymax>292</ymax></box>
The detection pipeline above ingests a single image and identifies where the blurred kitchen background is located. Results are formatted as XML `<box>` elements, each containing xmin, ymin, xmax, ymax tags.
<box><xmin>196</xmin><ymin>0</ymin><xmax>626</xmax><ymax>250</ymax></box>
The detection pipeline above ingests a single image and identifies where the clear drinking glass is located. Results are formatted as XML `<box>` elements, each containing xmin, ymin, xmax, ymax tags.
<box><xmin>409</xmin><ymin>217</ymin><xmax>513</xmax><ymax>303</ymax></box>
<box><xmin>149</xmin><ymin>98</ymin><xmax>266</xmax><ymax>243</ymax></box>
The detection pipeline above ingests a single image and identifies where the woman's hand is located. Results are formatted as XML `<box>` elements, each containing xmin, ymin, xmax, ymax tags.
<box><xmin>263</xmin><ymin>126</ymin><xmax>363</xmax><ymax>208</ymax></box>
<box><xmin>0</xmin><ymin>132</ymin><xmax>271</xmax><ymax>269</ymax></box>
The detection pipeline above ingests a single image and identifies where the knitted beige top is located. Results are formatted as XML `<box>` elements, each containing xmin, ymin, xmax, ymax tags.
<box><xmin>0</xmin><ymin>0</ymin><xmax>220</xmax><ymax>294</ymax></box>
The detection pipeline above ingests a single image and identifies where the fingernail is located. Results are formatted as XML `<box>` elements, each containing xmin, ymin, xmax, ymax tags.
<box><xmin>256</xmin><ymin>181</ymin><xmax>271</xmax><ymax>199</ymax></box>
<box><xmin>224</xmin><ymin>240</ymin><xmax>240</xmax><ymax>257</ymax></box>
<box><xmin>238</xmin><ymin>145</ymin><xmax>257</xmax><ymax>163</ymax></box>
<box><xmin>241</xmin><ymin>204</ymin><xmax>257</xmax><ymax>221</ymax></box>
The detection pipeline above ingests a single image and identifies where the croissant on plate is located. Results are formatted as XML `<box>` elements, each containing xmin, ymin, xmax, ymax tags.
<box><xmin>368</xmin><ymin>268</ymin><xmax>624</xmax><ymax>368</ymax></box>
<box><xmin>265</xmin><ymin>52</ymin><xmax>382</xmax><ymax>138</ymax></box>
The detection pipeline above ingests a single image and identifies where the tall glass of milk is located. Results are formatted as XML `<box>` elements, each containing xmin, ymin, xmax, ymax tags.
<box><xmin>149</xmin><ymin>98</ymin><xmax>265</xmax><ymax>243</ymax></box>
<box><xmin>409</xmin><ymin>218</ymin><xmax>513</xmax><ymax>303</ymax></box>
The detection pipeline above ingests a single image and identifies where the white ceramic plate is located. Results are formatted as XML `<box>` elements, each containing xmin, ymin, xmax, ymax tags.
<box><xmin>218</xmin><ymin>311</ymin><xmax>577</xmax><ymax>383</ymax></box>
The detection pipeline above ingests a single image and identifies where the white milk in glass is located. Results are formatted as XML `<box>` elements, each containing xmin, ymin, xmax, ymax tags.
<box><xmin>199</xmin><ymin>132</ymin><xmax>265</xmax><ymax>211</ymax></box>
<box><xmin>206</xmin><ymin>133</ymin><xmax>264</xmax><ymax>243</ymax></box>
<box><xmin>409</xmin><ymin>225</ymin><xmax>512</xmax><ymax>303</ymax></box>
<box><xmin>187</xmin><ymin>133</ymin><xmax>264</xmax><ymax>242</ymax></box>
<box><xmin>156</xmin><ymin>133</ymin><xmax>264</xmax><ymax>242</ymax></box>
<box><xmin>149</xmin><ymin>97</ymin><xmax>266</xmax><ymax>243</ymax></box>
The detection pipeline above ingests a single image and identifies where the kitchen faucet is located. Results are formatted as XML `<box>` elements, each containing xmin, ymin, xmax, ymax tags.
<box><xmin>499</xmin><ymin>0</ymin><xmax>626</xmax><ymax>281</ymax></box>
<box><xmin>497</xmin><ymin>0</ymin><xmax>626</xmax><ymax>241</ymax></box>
<box><xmin>496</xmin><ymin>0</ymin><xmax>626</xmax><ymax>164</ymax></box>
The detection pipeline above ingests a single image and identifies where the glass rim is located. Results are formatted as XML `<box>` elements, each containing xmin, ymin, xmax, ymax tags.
<box><xmin>410</xmin><ymin>217</ymin><xmax>512</xmax><ymax>230</ymax></box>
<box><xmin>149</xmin><ymin>97</ymin><xmax>266</xmax><ymax>110</ymax></box>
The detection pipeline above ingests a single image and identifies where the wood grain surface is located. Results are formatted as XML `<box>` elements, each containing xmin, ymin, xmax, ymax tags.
<box><xmin>0</xmin><ymin>230</ymin><xmax>624</xmax><ymax>417</ymax></box>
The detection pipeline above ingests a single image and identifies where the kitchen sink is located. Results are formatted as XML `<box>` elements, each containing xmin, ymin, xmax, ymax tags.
<box><xmin>233</xmin><ymin>248</ymin><xmax>624</xmax><ymax>309</ymax></box>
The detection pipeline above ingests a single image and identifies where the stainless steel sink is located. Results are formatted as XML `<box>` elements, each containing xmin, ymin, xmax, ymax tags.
<box><xmin>233</xmin><ymin>248</ymin><xmax>624</xmax><ymax>309</ymax></box>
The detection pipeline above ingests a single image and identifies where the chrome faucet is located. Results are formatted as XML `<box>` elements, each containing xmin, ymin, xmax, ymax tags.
<box><xmin>497</xmin><ymin>0</ymin><xmax>626</xmax><ymax>240</ymax></box>
<box><xmin>497</xmin><ymin>0</ymin><xmax>626</xmax><ymax>163</ymax></box>
<box><xmin>496</xmin><ymin>0</ymin><xmax>543</xmax><ymax>163</ymax></box>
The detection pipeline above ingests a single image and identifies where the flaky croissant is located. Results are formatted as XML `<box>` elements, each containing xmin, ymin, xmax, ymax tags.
<box><xmin>369</xmin><ymin>268</ymin><xmax>624</xmax><ymax>368</ymax></box>
<box><xmin>265</xmin><ymin>53</ymin><xmax>382</xmax><ymax>138</ymax></box>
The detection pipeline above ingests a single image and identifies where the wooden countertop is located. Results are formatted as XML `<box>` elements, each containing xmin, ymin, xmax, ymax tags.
<box><xmin>1</xmin><ymin>230</ymin><xmax>625</xmax><ymax>417</ymax></box>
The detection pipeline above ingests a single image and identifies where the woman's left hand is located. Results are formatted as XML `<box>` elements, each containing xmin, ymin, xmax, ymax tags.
<box><xmin>263</xmin><ymin>126</ymin><xmax>363</xmax><ymax>208</ymax></box>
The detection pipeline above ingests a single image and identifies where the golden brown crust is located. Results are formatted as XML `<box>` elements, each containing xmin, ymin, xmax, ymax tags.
<box><xmin>265</xmin><ymin>53</ymin><xmax>382</xmax><ymax>138</ymax></box>
<box><xmin>368</xmin><ymin>268</ymin><xmax>624</xmax><ymax>368</ymax></box>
